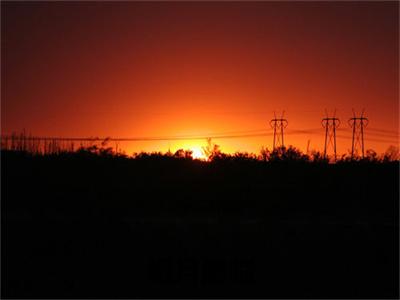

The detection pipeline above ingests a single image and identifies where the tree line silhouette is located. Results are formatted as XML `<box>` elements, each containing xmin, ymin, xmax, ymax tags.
<box><xmin>1</xmin><ymin>128</ymin><xmax>398</xmax><ymax>161</ymax></box>
<box><xmin>2</xmin><ymin>138</ymin><xmax>398</xmax><ymax>163</ymax></box>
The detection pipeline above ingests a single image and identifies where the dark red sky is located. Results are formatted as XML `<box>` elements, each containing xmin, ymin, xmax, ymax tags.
<box><xmin>2</xmin><ymin>1</ymin><xmax>398</xmax><ymax>155</ymax></box>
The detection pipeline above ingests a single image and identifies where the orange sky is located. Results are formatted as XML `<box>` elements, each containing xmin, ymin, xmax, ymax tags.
<box><xmin>2</xmin><ymin>2</ymin><xmax>399</xmax><ymax>156</ymax></box>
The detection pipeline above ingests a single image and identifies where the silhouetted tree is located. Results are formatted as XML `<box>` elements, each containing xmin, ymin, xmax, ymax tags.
<box><xmin>310</xmin><ymin>150</ymin><xmax>328</xmax><ymax>163</ymax></box>
<box><xmin>203</xmin><ymin>138</ymin><xmax>223</xmax><ymax>161</ymax></box>
<box><xmin>382</xmin><ymin>145</ymin><xmax>400</xmax><ymax>162</ymax></box>
<box><xmin>232</xmin><ymin>152</ymin><xmax>257</xmax><ymax>162</ymax></box>
<box><xmin>174</xmin><ymin>149</ymin><xmax>186</xmax><ymax>158</ymax></box>
<box><xmin>171</xmin><ymin>149</ymin><xmax>193</xmax><ymax>160</ymax></box>
<box><xmin>365</xmin><ymin>149</ymin><xmax>378</xmax><ymax>162</ymax></box>
<box><xmin>269</xmin><ymin>146</ymin><xmax>308</xmax><ymax>162</ymax></box>
<box><xmin>259</xmin><ymin>146</ymin><xmax>270</xmax><ymax>162</ymax></box>
<box><xmin>184</xmin><ymin>150</ymin><xmax>193</xmax><ymax>159</ymax></box>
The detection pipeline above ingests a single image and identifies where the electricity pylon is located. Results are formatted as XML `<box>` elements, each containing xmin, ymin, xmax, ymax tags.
<box><xmin>270</xmin><ymin>111</ymin><xmax>288</xmax><ymax>149</ymax></box>
<box><xmin>321</xmin><ymin>109</ymin><xmax>340</xmax><ymax>161</ymax></box>
<box><xmin>348</xmin><ymin>109</ymin><xmax>369</xmax><ymax>159</ymax></box>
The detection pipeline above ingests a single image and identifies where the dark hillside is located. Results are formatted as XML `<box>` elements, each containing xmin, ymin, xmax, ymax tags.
<box><xmin>2</xmin><ymin>151</ymin><xmax>399</xmax><ymax>298</ymax></box>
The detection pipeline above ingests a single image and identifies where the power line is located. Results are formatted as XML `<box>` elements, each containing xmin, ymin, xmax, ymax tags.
<box><xmin>336</xmin><ymin>134</ymin><xmax>398</xmax><ymax>144</ymax></box>
<box><xmin>3</xmin><ymin>130</ymin><xmax>397</xmax><ymax>142</ymax></box>
<box><xmin>368</xmin><ymin>128</ymin><xmax>399</xmax><ymax>135</ymax></box>
<box><xmin>0</xmin><ymin>131</ymin><xmax>274</xmax><ymax>143</ymax></box>
<box><xmin>2</xmin><ymin>128</ymin><xmax>397</xmax><ymax>144</ymax></box>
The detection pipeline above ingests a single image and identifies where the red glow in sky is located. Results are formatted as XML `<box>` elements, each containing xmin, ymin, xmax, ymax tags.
<box><xmin>2</xmin><ymin>2</ymin><xmax>398</xmax><ymax>155</ymax></box>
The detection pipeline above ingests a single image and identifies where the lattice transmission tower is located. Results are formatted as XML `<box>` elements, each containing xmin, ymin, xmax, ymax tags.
<box><xmin>270</xmin><ymin>111</ymin><xmax>288</xmax><ymax>149</ymax></box>
<box><xmin>348</xmin><ymin>109</ymin><xmax>369</xmax><ymax>159</ymax></box>
<box><xmin>321</xmin><ymin>110</ymin><xmax>340</xmax><ymax>161</ymax></box>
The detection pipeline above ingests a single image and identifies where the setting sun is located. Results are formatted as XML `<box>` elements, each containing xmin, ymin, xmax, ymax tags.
<box><xmin>190</xmin><ymin>146</ymin><xmax>207</xmax><ymax>160</ymax></box>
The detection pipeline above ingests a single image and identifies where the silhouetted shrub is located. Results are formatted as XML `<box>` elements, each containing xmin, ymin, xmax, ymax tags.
<box><xmin>310</xmin><ymin>150</ymin><xmax>329</xmax><ymax>163</ymax></box>
<box><xmin>202</xmin><ymin>138</ymin><xmax>225</xmax><ymax>161</ymax></box>
<box><xmin>259</xmin><ymin>146</ymin><xmax>270</xmax><ymax>162</ymax></box>
<box><xmin>269</xmin><ymin>146</ymin><xmax>309</xmax><ymax>163</ymax></box>
<box><xmin>382</xmin><ymin>146</ymin><xmax>400</xmax><ymax>162</ymax></box>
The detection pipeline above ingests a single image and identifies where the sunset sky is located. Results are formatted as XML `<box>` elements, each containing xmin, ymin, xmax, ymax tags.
<box><xmin>2</xmin><ymin>1</ymin><xmax>398</xmax><ymax>156</ymax></box>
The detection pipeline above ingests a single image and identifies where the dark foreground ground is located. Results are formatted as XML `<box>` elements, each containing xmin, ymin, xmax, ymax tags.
<box><xmin>2</xmin><ymin>151</ymin><xmax>399</xmax><ymax>298</ymax></box>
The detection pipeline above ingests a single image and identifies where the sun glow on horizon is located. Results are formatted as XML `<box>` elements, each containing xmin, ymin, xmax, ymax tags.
<box><xmin>190</xmin><ymin>146</ymin><xmax>208</xmax><ymax>160</ymax></box>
